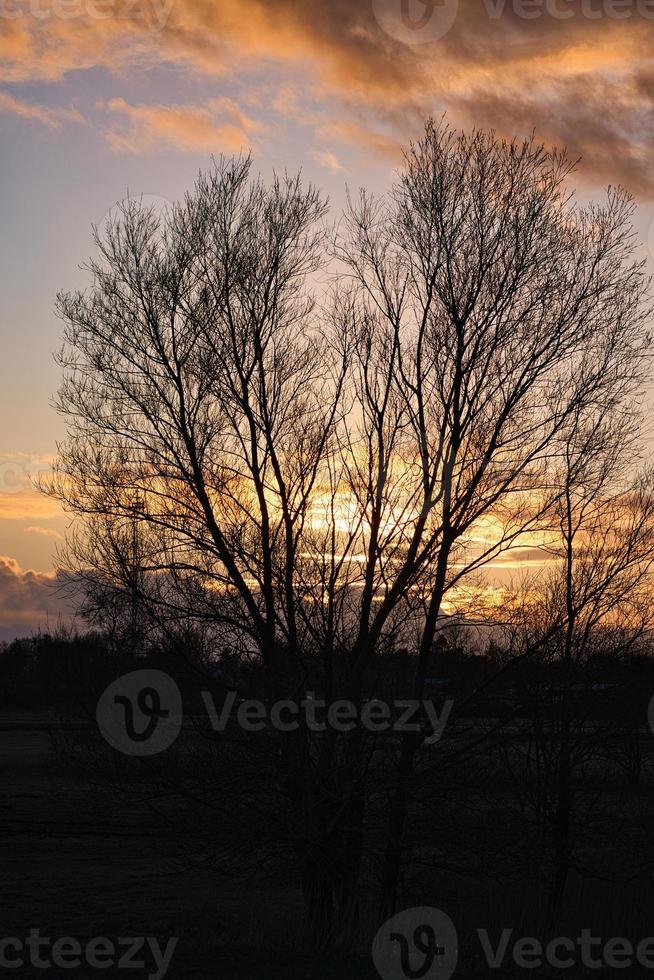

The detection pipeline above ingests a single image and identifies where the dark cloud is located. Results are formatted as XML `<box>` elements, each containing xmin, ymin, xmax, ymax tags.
<box><xmin>0</xmin><ymin>557</ymin><xmax>75</xmax><ymax>643</ymax></box>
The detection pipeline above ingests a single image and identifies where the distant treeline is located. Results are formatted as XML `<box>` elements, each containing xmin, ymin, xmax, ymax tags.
<box><xmin>2</xmin><ymin>628</ymin><xmax>654</xmax><ymax>724</ymax></box>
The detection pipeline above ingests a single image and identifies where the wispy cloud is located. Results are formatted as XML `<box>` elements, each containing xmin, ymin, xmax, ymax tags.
<box><xmin>271</xmin><ymin>82</ymin><xmax>302</xmax><ymax>117</ymax></box>
<box><xmin>0</xmin><ymin>91</ymin><xmax>85</xmax><ymax>128</ymax></box>
<box><xmin>316</xmin><ymin>119</ymin><xmax>402</xmax><ymax>163</ymax></box>
<box><xmin>102</xmin><ymin>96</ymin><xmax>258</xmax><ymax>153</ymax></box>
<box><xmin>311</xmin><ymin>149</ymin><xmax>345</xmax><ymax>174</ymax></box>
<box><xmin>25</xmin><ymin>525</ymin><xmax>64</xmax><ymax>540</ymax></box>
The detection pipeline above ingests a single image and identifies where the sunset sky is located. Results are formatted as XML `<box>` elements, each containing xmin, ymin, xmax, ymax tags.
<box><xmin>2</xmin><ymin>0</ymin><xmax>654</xmax><ymax>638</ymax></box>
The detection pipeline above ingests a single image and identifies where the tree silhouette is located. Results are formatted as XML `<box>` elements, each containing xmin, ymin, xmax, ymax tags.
<box><xmin>46</xmin><ymin>121</ymin><xmax>653</xmax><ymax>944</ymax></box>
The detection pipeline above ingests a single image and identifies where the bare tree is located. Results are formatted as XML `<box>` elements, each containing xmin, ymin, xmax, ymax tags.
<box><xmin>46</xmin><ymin>122</ymin><xmax>652</xmax><ymax>944</ymax></box>
<box><xmin>334</xmin><ymin>122</ymin><xmax>651</xmax><ymax>915</ymax></box>
<box><xmin>500</xmin><ymin>426</ymin><xmax>654</xmax><ymax>916</ymax></box>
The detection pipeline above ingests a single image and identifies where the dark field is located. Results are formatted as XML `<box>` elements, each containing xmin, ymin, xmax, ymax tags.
<box><xmin>4</xmin><ymin>719</ymin><xmax>654</xmax><ymax>979</ymax></box>
<box><xmin>0</xmin><ymin>728</ymin><xmax>378</xmax><ymax>978</ymax></box>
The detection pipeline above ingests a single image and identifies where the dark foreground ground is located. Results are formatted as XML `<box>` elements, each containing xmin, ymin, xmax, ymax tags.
<box><xmin>0</xmin><ymin>728</ymin><xmax>380</xmax><ymax>979</ymax></box>
<box><xmin>3</xmin><ymin>723</ymin><xmax>654</xmax><ymax>979</ymax></box>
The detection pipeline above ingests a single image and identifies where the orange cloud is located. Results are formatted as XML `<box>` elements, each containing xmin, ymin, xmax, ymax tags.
<box><xmin>0</xmin><ymin>492</ymin><xmax>64</xmax><ymax>521</ymax></box>
<box><xmin>271</xmin><ymin>82</ymin><xmax>302</xmax><ymax>117</ymax></box>
<box><xmin>0</xmin><ymin>0</ymin><xmax>176</xmax><ymax>83</ymax></box>
<box><xmin>316</xmin><ymin>119</ymin><xmax>402</xmax><ymax>163</ymax></box>
<box><xmin>311</xmin><ymin>149</ymin><xmax>345</xmax><ymax>174</ymax></box>
<box><xmin>0</xmin><ymin>90</ymin><xmax>85</xmax><ymax>127</ymax></box>
<box><xmin>25</xmin><ymin>525</ymin><xmax>64</xmax><ymax>540</ymax></box>
<box><xmin>0</xmin><ymin>454</ymin><xmax>63</xmax><ymax>521</ymax></box>
<box><xmin>1</xmin><ymin>0</ymin><xmax>653</xmax><ymax>191</ymax></box>
<box><xmin>103</xmin><ymin>96</ymin><xmax>258</xmax><ymax>153</ymax></box>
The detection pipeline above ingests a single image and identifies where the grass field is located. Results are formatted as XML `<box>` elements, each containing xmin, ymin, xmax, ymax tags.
<box><xmin>0</xmin><ymin>729</ymin><xmax>384</xmax><ymax>978</ymax></box>
<box><xmin>3</xmin><ymin>723</ymin><xmax>654</xmax><ymax>979</ymax></box>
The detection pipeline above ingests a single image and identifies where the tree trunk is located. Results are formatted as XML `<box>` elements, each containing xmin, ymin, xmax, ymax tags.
<box><xmin>550</xmin><ymin>713</ymin><xmax>572</xmax><ymax>917</ymax></box>
<box><xmin>298</xmin><ymin>807</ymin><xmax>363</xmax><ymax>949</ymax></box>
<box><xmin>294</xmin><ymin>729</ymin><xmax>365</xmax><ymax>949</ymax></box>
<box><xmin>379</xmin><ymin>736</ymin><xmax>419</xmax><ymax>918</ymax></box>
